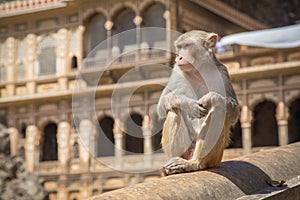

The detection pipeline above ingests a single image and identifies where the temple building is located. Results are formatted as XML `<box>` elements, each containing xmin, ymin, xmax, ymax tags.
<box><xmin>0</xmin><ymin>0</ymin><xmax>299</xmax><ymax>199</ymax></box>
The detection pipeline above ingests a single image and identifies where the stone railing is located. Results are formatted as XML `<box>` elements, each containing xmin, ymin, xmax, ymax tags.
<box><xmin>0</xmin><ymin>0</ymin><xmax>67</xmax><ymax>18</ymax></box>
<box><xmin>89</xmin><ymin>142</ymin><xmax>300</xmax><ymax>200</ymax></box>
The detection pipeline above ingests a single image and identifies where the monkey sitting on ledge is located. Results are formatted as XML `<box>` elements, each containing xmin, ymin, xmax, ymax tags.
<box><xmin>157</xmin><ymin>30</ymin><xmax>240</xmax><ymax>176</ymax></box>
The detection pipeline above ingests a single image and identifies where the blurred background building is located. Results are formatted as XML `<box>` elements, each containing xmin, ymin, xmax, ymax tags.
<box><xmin>0</xmin><ymin>0</ymin><xmax>299</xmax><ymax>199</ymax></box>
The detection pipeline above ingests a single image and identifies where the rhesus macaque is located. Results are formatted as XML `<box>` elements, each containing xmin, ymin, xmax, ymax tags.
<box><xmin>157</xmin><ymin>30</ymin><xmax>240</xmax><ymax>176</ymax></box>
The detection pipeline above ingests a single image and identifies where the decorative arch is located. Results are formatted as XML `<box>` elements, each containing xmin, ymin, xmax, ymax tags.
<box><xmin>72</xmin><ymin>141</ymin><xmax>80</xmax><ymax>159</ymax></box>
<box><xmin>82</xmin><ymin>7</ymin><xmax>108</xmax><ymax>24</ymax></box>
<box><xmin>251</xmin><ymin>100</ymin><xmax>278</xmax><ymax>147</ymax></box>
<box><xmin>124</xmin><ymin>112</ymin><xmax>144</xmax><ymax>154</ymax></box>
<box><xmin>139</xmin><ymin>0</ymin><xmax>166</xmax><ymax>14</ymax></box>
<box><xmin>96</xmin><ymin>115</ymin><xmax>115</xmax><ymax>157</ymax></box>
<box><xmin>248</xmin><ymin>94</ymin><xmax>279</xmax><ymax>111</ymax></box>
<box><xmin>141</xmin><ymin>2</ymin><xmax>166</xmax><ymax>46</ymax></box>
<box><xmin>286</xmin><ymin>90</ymin><xmax>300</xmax><ymax>107</ymax></box>
<box><xmin>112</xmin><ymin>7</ymin><xmax>136</xmax><ymax>52</ymax></box>
<box><xmin>288</xmin><ymin>97</ymin><xmax>300</xmax><ymax>143</ymax></box>
<box><xmin>41</xmin><ymin>122</ymin><xmax>58</xmax><ymax>161</ymax></box>
<box><xmin>83</xmin><ymin>12</ymin><xmax>107</xmax><ymax>56</ymax></box>
<box><xmin>110</xmin><ymin>2</ymin><xmax>137</xmax><ymax>21</ymax></box>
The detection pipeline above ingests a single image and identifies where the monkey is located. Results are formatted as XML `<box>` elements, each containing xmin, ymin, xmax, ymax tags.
<box><xmin>156</xmin><ymin>30</ymin><xmax>240</xmax><ymax>176</ymax></box>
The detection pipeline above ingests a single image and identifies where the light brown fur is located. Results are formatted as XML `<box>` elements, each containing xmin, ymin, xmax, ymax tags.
<box><xmin>157</xmin><ymin>30</ymin><xmax>240</xmax><ymax>176</ymax></box>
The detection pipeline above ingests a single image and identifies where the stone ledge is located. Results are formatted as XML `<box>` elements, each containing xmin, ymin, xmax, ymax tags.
<box><xmin>89</xmin><ymin>142</ymin><xmax>300</xmax><ymax>200</ymax></box>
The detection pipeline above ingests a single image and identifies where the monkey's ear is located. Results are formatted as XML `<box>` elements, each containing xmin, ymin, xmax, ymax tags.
<box><xmin>205</xmin><ymin>33</ymin><xmax>218</xmax><ymax>48</ymax></box>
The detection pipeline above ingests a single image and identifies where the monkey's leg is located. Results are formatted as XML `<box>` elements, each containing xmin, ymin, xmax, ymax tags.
<box><xmin>161</xmin><ymin>110</ymin><xmax>200</xmax><ymax>176</ymax></box>
<box><xmin>162</xmin><ymin>105</ymin><xmax>225</xmax><ymax>175</ymax></box>
<box><xmin>161</xmin><ymin>109</ymin><xmax>192</xmax><ymax>159</ymax></box>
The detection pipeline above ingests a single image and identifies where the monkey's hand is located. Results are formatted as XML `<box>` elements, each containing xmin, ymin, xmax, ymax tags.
<box><xmin>180</xmin><ymin>96</ymin><xmax>208</xmax><ymax>119</ymax></box>
<box><xmin>199</xmin><ymin>91</ymin><xmax>240</xmax><ymax>124</ymax></box>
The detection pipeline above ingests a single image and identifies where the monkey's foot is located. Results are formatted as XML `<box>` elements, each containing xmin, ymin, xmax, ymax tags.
<box><xmin>162</xmin><ymin>157</ymin><xmax>199</xmax><ymax>176</ymax></box>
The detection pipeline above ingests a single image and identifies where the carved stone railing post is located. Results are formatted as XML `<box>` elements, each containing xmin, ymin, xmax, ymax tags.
<box><xmin>142</xmin><ymin>115</ymin><xmax>153</xmax><ymax>168</ymax></box>
<box><xmin>79</xmin><ymin>119</ymin><xmax>93</xmax><ymax>171</ymax></box>
<box><xmin>57</xmin><ymin>175</ymin><xmax>68</xmax><ymax>200</ymax></box>
<box><xmin>276</xmin><ymin>101</ymin><xmax>289</xmax><ymax>146</ymax></box>
<box><xmin>57</xmin><ymin>121</ymin><xmax>71</xmax><ymax>172</ymax></box>
<box><xmin>8</xmin><ymin>127</ymin><xmax>18</xmax><ymax>155</ymax></box>
<box><xmin>240</xmin><ymin>105</ymin><xmax>252</xmax><ymax>155</ymax></box>
<box><xmin>25</xmin><ymin>125</ymin><xmax>40</xmax><ymax>172</ymax></box>
<box><xmin>80</xmin><ymin>174</ymin><xmax>92</xmax><ymax>199</ymax></box>
<box><xmin>113</xmin><ymin>119</ymin><xmax>124</xmax><ymax>169</ymax></box>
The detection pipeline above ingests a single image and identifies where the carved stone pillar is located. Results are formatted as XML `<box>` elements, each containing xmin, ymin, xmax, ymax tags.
<box><xmin>163</xmin><ymin>10</ymin><xmax>171</xmax><ymax>52</ymax></box>
<box><xmin>104</xmin><ymin>20</ymin><xmax>113</xmax><ymax>59</ymax></box>
<box><xmin>5</xmin><ymin>37</ymin><xmax>16</xmax><ymax>96</ymax></box>
<box><xmin>142</xmin><ymin>115</ymin><xmax>153</xmax><ymax>154</ymax></box>
<box><xmin>25</xmin><ymin>34</ymin><xmax>38</xmax><ymax>94</ymax></box>
<box><xmin>240</xmin><ymin>105</ymin><xmax>252</xmax><ymax>155</ymax></box>
<box><xmin>57</xmin><ymin>175</ymin><xmax>68</xmax><ymax>200</ymax></box>
<box><xmin>57</xmin><ymin>121</ymin><xmax>71</xmax><ymax>172</ymax></box>
<box><xmin>142</xmin><ymin>115</ymin><xmax>153</xmax><ymax>167</ymax></box>
<box><xmin>8</xmin><ymin>127</ymin><xmax>18</xmax><ymax>155</ymax></box>
<box><xmin>79</xmin><ymin>119</ymin><xmax>93</xmax><ymax>171</ymax></box>
<box><xmin>276</xmin><ymin>101</ymin><xmax>289</xmax><ymax>146</ymax></box>
<box><xmin>25</xmin><ymin>125</ymin><xmax>40</xmax><ymax>172</ymax></box>
<box><xmin>113</xmin><ymin>119</ymin><xmax>124</xmax><ymax>169</ymax></box>
<box><xmin>76</xmin><ymin>25</ymin><xmax>85</xmax><ymax>69</ymax></box>
<box><xmin>134</xmin><ymin>16</ymin><xmax>142</xmax><ymax>60</ymax></box>
<box><xmin>80</xmin><ymin>174</ymin><xmax>92</xmax><ymax>199</ymax></box>
<box><xmin>56</xmin><ymin>28</ymin><xmax>69</xmax><ymax>91</ymax></box>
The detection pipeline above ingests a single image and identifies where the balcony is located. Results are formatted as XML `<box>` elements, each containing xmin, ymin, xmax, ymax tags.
<box><xmin>0</xmin><ymin>0</ymin><xmax>67</xmax><ymax>18</ymax></box>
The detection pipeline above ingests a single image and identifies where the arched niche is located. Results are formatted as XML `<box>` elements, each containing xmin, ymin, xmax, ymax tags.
<box><xmin>251</xmin><ymin>100</ymin><xmax>278</xmax><ymax>147</ymax></box>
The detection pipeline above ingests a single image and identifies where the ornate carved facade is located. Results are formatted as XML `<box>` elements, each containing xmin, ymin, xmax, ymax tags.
<box><xmin>0</xmin><ymin>0</ymin><xmax>299</xmax><ymax>199</ymax></box>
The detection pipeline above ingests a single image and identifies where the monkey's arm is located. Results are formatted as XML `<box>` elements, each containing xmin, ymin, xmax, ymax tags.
<box><xmin>225</xmin><ymin>97</ymin><xmax>240</xmax><ymax>125</ymax></box>
<box><xmin>157</xmin><ymin>92</ymin><xmax>208</xmax><ymax>119</ymax></box>
<box><xmin>199</xmin><ymin>92</ymin><xmax>240</xmax><ymax>125</ymax></box>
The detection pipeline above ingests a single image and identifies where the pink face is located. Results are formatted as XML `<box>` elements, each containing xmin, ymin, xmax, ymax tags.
<box><xmin>175</xmin><ymin>42</ymin><xmax>195</xmax><ymax>71</ymax></box>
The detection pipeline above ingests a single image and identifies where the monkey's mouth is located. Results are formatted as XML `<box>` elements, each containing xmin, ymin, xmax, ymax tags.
<box><xmin>176</xmin><ymin>56</ymin><xmax>195</xmax><ymax>66</ymax></box>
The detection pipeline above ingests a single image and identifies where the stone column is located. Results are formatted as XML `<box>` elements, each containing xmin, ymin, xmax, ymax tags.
<box><xmin>113</xmin><ymin>119</ymin><xmax>124</xmax><ymax>169</ymax></box>
<box><xmin>80</xmin><ymin>174</ymin><xmax>92</xmax><ymax>199</ymax></box>
<box><xmin>77</xmin><ymin>25</ymin><xmax>85</xmax><ymax>68</ymax></box>
<box><xmin>142</xmin><ymin>115</ymin><xmax>152</xmax><ymax>154</ymax></box>
<box><xmin>8</xmin><ymin>127</ymin><xmax>19</xmax><ymax>155</ymax></box>
<box><xmin>25</xmin><ymin>34</ymin><xmax>38</xmax><ymax>94</ymax></box>
<box><xmin>25</xmin><ymin>125</ymin><xmax>40</xmax><ymax>172</ymax></box>
<box><xmin>277</xmin><ymin>101</ymin><xmax>289</xmax><ymax>146</ymax></box>
<box><xmin>163</xmin><ymin>10</ymin><xmax>171</xmax><ymax>54</ymax></box>
<box><xmin>79</xmin><ymin>119</ymin><xmax>93</xmax><ymax>171</ymax></box>
<box><xmin>240</xmin><ymin>105</ymin><xmax>252</xmax><ymax>155</ymax></box>
<box><xmin>57</xmin><ymin>175</ymin><xmax>68</xmax><ymax>200</ymax></box>
<box><xmin>134</xmin><ymin>15</ymin><xmax>142</xmax><ymax>61</ymax></box>
<box><xmin>56</xmin><ymin>28</ymin><xmax>69</xmax><ymax>91</ymax></box>
<box><xmin>5</xmin><ymin>37</ymin><xmax>16</xmax><ymax>96</ymax></box>
<box><xmin>104</xmin><ymin>20</ymin><xmax>113</xmax><ymax>59</ymax></box>
<box><xmin>57</xmin><ymin>121</ymin><xmax>71</xmax><ymax>173</ymax></box>
<box><xmin>142</xmin><ymin>115</ymin><xmax>153</xmax><ymax>168</ymax></box>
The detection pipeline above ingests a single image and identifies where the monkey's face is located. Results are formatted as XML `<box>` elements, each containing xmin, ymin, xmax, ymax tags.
<box><xmin>175</xmin><ymin>41</ymin><xmax>197</xmax><ymax>71</ymax></box>
<box><xmin>174</xmin><ymin>31</ymin><xmax>219</xmax><ymax>72</ymax></box>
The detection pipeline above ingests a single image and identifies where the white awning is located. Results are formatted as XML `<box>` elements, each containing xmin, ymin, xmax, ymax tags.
<box><xmin>219</xmin><ymin>24</ymin><xmax>300</xmax><ymax>48</ymax></box>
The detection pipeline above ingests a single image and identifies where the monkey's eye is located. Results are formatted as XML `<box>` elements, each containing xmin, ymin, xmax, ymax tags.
<box><xmin>183</xmin><ymin>43</ymin><xmax>192</xmax><ymax>49</ymax></box>
<box><xmin>176</xmin><ymin>45</ymin><xmax>182</xmax><ymax>49</ymax></box>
